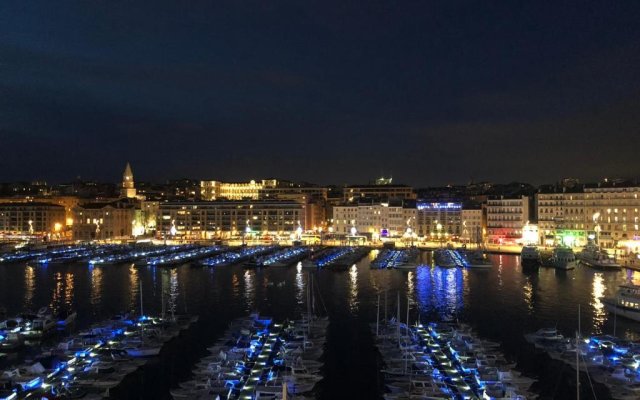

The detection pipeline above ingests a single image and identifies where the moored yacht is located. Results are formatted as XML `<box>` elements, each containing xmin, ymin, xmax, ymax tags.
<box><xmin>520</xmin><ymin>245</ymin><xmax>541</xmax><ymax>265</ymax></box>
<box><xmin>549</xmin><ymin>246</ymin><xmax>577</xmax><ymax>270</ymax></box>
<box><xmin>602</xmin><ymin>284</ymin><xmax>640</xmax><ymax>322</ymax></box>
<box><xmin>577</xmin><ymin>241</ymin><xmax>621</xmax><ymax>270</ymax></box>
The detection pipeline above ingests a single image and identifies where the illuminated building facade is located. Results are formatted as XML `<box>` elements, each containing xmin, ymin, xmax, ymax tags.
<box><xmin>333</xmin><ymin>201</ymin><xmax>416</xmax><ymax>238</ymax></box>
<box><xmin>157</xmin><ymin>200</ymin><xmax>305</xmax><ymax>240</ymax></box>
<box><xmin>72</xmin><ymin>199</ymin><xmax>136</xmax><ymax>241</ymax></box>
<box><xmin>416</xmin><ymin>201</ymin><xmax>462</xmax><ymax>240</ymax></box>
<box><xmin>486</xmin><ymin>196</ymin><xmax>530</xmax><ymax>243</ymax></box>
<box><xmin>537</xmin><ymin>186</ymin><xmax>640</xmax><ymax>250</ymax></box>
<box><xmin>0</xmin><ymin>202</ymin><xmax>65</xmax><ymax>236</ymax></box>
<box><xmin>343</xmin><ymin>184</ymin><xmax>416</xmax><ymax>202</ymax></box>
<box><xmin>461</xmin><ymin>208</ymin><xmax>483</xmax><ymax>244</ymax></box>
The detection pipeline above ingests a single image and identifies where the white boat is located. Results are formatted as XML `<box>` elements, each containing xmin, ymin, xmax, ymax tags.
<box><xmin>520</xmin><ymin>245</ymin><xmax>541</xmax><ymax>265</ymax></box>
<box><xmin>549</xmin><ymin>247</ymin><xmax>577</xmax><ymax>270</ymax></box>
<box><xmin>603</xmin><ymin>284</ymin><xmax>640</xmax><ymax>322</ymax></box>
<box><xmin>22</xmin><ymin>314</ymin><xmax>56</xmax><ymax>338</ymax></box>
<box><xmin>524</xmin><ymin>328</ymin><xmax>565</xmax><ymax>343</ymax></box>
<box><xmin>577</xmin><ymin>241</ymin><xmax>621</xmax><ymax>270</ymax></box>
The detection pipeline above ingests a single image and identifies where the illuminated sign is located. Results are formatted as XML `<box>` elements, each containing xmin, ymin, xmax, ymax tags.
<box><xmin>417</xmin><ymin>202</ymin><xmax>462</xmax><ymax>210</ymax></box>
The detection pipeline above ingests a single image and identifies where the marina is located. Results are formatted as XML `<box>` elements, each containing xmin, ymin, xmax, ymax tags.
<box><xmin>0</xmin><ymin>245</ymin><xmax>638</xmax><ymax>398</ymax></box>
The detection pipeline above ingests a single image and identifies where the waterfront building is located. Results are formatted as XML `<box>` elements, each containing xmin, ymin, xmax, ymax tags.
<box><xmin>461</xmin><ymin>208</ymin><xmax>484</xmax><ymax>244</ymax></box>
<box><xmin>416</xmin><ymin>201</ymin><xmax>462</xmax><ymax>241</ymax></box>
<box><xmin>0</xmin><ymin>202</ymin><xmax>66</xmax><ymax>237</ymax></box>
<box><xmin>486</xmin><ymin>195</ymin><xmax>530</xmax><ymax>243</ymax></box>
<box><xmin>72</xmin><ymin>199</ymin><xmax>137</xmax><ymax>241</ymax></box>
<box><xmin>157</xmin><ymin>200</ymin><xmax>305</xmax><ymax>240</ymax></box>
<box><xmin>536</xmin><ymin>183</ymin><xmax>640</xmax><ymax>251</ymax></box>
<box><xmin>333</xmin><ymin>200</ymin><xmax>416</xmax><ymax>238</ymax></box>
<box><xmin>343</xmin><ymin>183</ymin><xmax>416</xmax><ymax>202</ymax></box>
<box><xmin>200</xmin><ymin>179</ymin><xmax>266</xmax><ymax>200</ymax></box>
<box><xmin>536</xmin><ymin>190</ymin><xmax>587</xmax><ymax>246</ymax></box>
<box><xmin>0</xmin><ymin>195</ymin><xmax>79</xmax><ymax>229</ymax></box>
<box><xmin>200</xmin><ymin>179</ymin><xmax>328</xmax><ymax>202</ymax></box>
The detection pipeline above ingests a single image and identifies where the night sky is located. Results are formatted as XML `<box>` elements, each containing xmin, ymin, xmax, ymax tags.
<box><xmin>1</xmin><ymin>1</ymin><xmax>639</xmax><ymax>186</ymax></box>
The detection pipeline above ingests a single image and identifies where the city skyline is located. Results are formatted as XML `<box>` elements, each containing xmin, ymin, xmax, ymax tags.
<box><xmin>1</xmin><ymin>2</ymin><xmax>640</xmax><ymax>185</ymax></box>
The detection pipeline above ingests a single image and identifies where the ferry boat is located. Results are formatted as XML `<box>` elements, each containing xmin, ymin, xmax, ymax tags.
<box><xmin>603</xmin><ymin>284</ymin><xmax>640</xmax><ymax>322</ymax></box>
<box><xmin>520</xmin><ymin>245</ymin><xmax>541</xmax><ymax>265</ymax></box>
<box><xmin>577</xmin><ymin>241</ymin><xmax>622</xmax><ymax>270</ymax></box>
<box><xmin>549</xmin><ymin>246</ymin><xmax>577</xmax><ymax>270</ymax></box>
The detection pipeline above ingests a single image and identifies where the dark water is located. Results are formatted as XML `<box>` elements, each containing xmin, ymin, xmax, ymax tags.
<box><xmin>1</xmin><ymin>250</ymin><xmax>639</xmax><ymax>399</ymax></box>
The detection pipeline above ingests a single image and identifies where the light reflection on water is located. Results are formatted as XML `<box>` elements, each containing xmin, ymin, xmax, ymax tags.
<box><xmin>415</xmin><ymin>266</ymin><xmax>464</xmax><ymax>320</ymax></box>
<box><xmin>24</xmin><ymin>265</ymin><xmax>35</xmax><ymax>310</ymax></box>
<box><xmin>244</xmin><ymin>270</ymin><xmax>255</xmax><ymax>311</ymax></box>
<box><xmin>295</xmin><ymin>262</ymin><xmax>304</xmax><ymax>306</ymax></box>
<box><xmin>591</xmin><ymin>272</ymin><xmax>606</xmax><ymax>334</ymax></box>
<box><xmin>90</xmin><ymin>266</ymin><xmax>103</xmax><ymax>307</ymax></box>
<box><xmin>523</xmin><ymin>276</ymin><xmax>533</xmax><ymax>315</ymax></box>
<box><xmin>51</xmin><ymin>272</ymin><xmax>63</xmax><ymax>312</ymax></box>
<box><xmin>64</xmin><ymin>272</ymin><xmax>73</xmax><ymax>308</ymax></box>
<box><xmin>129</xmin><ymin>264</ymin><xmax>139</xmax><ymax>311</ymax></box>
<box><xmin>349</xmin><ymin>264</ymin><xmax>358</xmax><ymax>313</ymax></box>
<box><xmin>169</xmin><ymin>269</ymin><xmax>179</xmax><ymax>317</ymax></box>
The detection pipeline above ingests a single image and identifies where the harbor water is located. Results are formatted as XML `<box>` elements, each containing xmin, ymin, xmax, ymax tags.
<box><xmin>0</xmin><ymin>249</ymin><xmax>638</xmax><ymax>399</ymax></box>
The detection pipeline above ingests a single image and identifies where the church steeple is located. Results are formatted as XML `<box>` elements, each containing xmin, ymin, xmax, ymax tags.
<box><xmin>121</xmin><ymin>162</ymin><xmax>137</xmax><ymax>198</ymax></box>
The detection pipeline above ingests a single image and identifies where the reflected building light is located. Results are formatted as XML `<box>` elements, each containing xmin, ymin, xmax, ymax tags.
<box><xmin>24</xmin><ymin>265</ymin><xmax>35</xmax><ymax>310</ymax></box>
<box><xmin>295</xmin><ymin>266</ymin><xmax>304</xmax><ymax>307</ymax></box>
<box><xmin>244</xmin><ymin>270</ymin><xmax>255</xmax><ymax>311</ymax></box>
<box><xmin>523</xmin><ymin>278</ymin><xmax>533</xmax><ymax>314</ymax></box>
<box><xmin>64</xmin><ymin>272</ymin><xmax>74</xmax><ymax>307</ymax></box>
<box><xmin>349</xmin><ymin>264</ymin><xmax>358</xmax><ymax>313</ymax></box>
<box><xmin>52</xmin><ymin>272</ymin><xmax>63</xmax><ymax>312</ymax></box>
<box><xmin>591</xmin><ymin>272</ymin><xmax>606</xmax><ymax>334</ymax></box>
<box><xmin>407</xmin><ymin>271</ymin><xmax>415</xmax><ymax>298</ymax></box>
<box><xmin>90</xmin><ymin>266</ymin><xmax>103</xmax><ymax>307</ymax></box>
<box><xmin>169</xmin><ymin>269</ymin><xmax>179</xmax><ymax>317</ymax></box>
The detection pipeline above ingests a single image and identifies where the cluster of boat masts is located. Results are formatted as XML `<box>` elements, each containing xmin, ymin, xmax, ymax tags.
<box><xmin>525</xmin><ymin>325</ymin><xmax>640</xmax><ymax>400</ymax></box>
<box><xmin>0</xmin><ymin>312</ymin><xmax>198</xmax><ymax>400</ymax></box>
<box><xmin>372</xmin><ymin>295</ymin><xmax>536</xmax><ymax>400</ymax></box>
<box><xmin>520</xmin><ymin>240</ymin><xmax>622</xmax><ymax>271</ymax></box>
<box><xmin>170</xmin><ymin>313</ymin><xmax>327</xmax><ymax>400</ymax></box>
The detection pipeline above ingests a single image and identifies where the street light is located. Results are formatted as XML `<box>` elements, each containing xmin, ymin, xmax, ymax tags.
<box><xmin>593</xmin><ymin>212</ymin><xmax>601</xmax><ymax>246</ymax></box>
<box><xmin>436</xmin><ymin>223</ymin><xmax>443</xmax><ymax>248</ymax></box>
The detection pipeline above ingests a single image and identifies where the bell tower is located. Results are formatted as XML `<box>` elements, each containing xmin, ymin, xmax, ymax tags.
<box><xmin>121</xmin><ymin>162</ymin><xmax>137</xmax><ymax>199</ymax></box>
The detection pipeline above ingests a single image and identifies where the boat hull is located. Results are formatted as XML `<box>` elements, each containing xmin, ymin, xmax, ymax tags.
<box><xmin>603</xmin><ymin>299</ymin><xmax>640</xmax><ymax>322</ymax></box>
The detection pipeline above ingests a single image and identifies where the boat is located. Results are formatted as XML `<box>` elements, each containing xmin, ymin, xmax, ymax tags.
<box><xmin>577</xmin><ymin>241</ymin><xmax>622</xmax><ymax>270</ymax></box>
<box><xmin>462</xmin><ymin>250</ymin><xmax>493</xmax><ymax>269</ymax></box>
<box><xmin>433</xmin><ymin>249</ymin><xmax>456</xmax><ymax>268</ymax></box>
<box><xmin>56</xmin><ymin>309</ymin><xmax>78</xmax><ymax>327</ymax></box>
<box><xmin>603</xmin><ymin>284</ymin><xmax>640</xmax><ymax>322</ymax></box>
<box><xmin>548</xmin><ymin>246</ymin><xmax>577</xmax><ymax>270</ymax></box>
<box><xmin>520</xmin><ymin>244</ymin><xmax>541</xmax><ymax>264</ymax></box>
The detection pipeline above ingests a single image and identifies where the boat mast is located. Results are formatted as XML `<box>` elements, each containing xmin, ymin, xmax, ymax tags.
<box><xmin>396</xmin><ymin>292</ymin><xmax>400</xmax><ymax>342</ymax></box>
<box><xmin>613</xmin><ymin>295</ymin><xmax>617</xmax><ymax>337</ymax></box>
<box><xmin>376</xmin><ymin>293</ymin><xmax>380</xmax><ymax>337</ymax></box>
<box><xmin>139</xmin><ymin>279</ymin><xmax>144</xmax><ymax>317</ymax></box>
<box><xmin>406</xmin><ymin>295</ymin><xmax>410</xmax><ymax>335</ymax></box>
<box><xmin>577</xmin><ymin>304</ymin><xmax>580</xmax><ymax>400</ymax></box>
<box><xmin>384</xmin><ymin>290</ymin><xmax>388</xmax><ymax>325</ymax></box>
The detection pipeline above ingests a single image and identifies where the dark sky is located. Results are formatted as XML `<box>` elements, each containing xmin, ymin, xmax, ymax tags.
<box><xmin>1</xmin><ymin>1</ymin><xmax>640</xmax><ymax>186</ymax></box>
